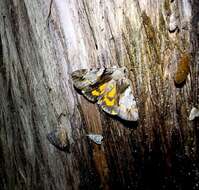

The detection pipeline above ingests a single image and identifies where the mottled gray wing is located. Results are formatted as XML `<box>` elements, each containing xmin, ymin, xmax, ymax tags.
<box><xmin>116</xmin><ymin>78</ymin><xmax>139</xmax><ymax>121</ymax></box>
<box><xmin>71</xmin><ymin>68</ymin><xmax>115</xmax><ymax>102</ymax></box>
<box><xmin>71</xmin><ymin>68</ymin><xmax>104</xmax><ymax>90</ymax></box>
<box><xmin>46</xmin><ymin>127</ymin><xmax>70</xmax><ymax>151</ymax></box>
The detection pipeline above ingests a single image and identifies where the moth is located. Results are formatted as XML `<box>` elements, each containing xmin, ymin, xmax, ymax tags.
<box><xmin>87</xmin><ymin>134</ymin><xmax>103</xmax><ymax>145</ymax></box>
<box><xmin>174</xmin><ymin>53</ymin><xmax>190</xmax><ymax>85</ymax></box>
<box><xmin>189</xmin><ymin>107</ymin><xmax>199</xmax><ymax>121</ymax></box>
<box><xmin>168</xmin><ymin>13</ymin><xmax>179</xmax><ymax>33</ymax></box>
<box><xmin>46</xmin><ymin>127</ymin><xmax>70</xmax><ymax>151</ymax></box>
<box><xmin>71</xmin><ymin>67</ymin><xmax>139</xmax><ymax>121</ymax></box>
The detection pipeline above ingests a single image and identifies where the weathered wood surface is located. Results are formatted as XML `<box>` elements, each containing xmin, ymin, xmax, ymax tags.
<box><xmin>0</xmin><ymin>0</ymin><xmax>198</xmax><ymax>189</ymax></box>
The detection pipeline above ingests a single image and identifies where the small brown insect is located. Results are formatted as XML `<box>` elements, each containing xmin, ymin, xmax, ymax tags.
<box><xmin>47</xmin><ymin>127</ymin><xmax>70</xmax><ymax>151</ymax></box>
<box><xmin>174</xmin><ymin>53</ymin><xmax>190</xmax><ymax>85</ymax></box>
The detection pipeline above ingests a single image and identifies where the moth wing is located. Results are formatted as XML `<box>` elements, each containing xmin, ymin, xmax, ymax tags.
<box><xmin>116</xmin><ymin>78</ymin><xmax>139</xmax><ymax>121</ymax></box>
<box><xmin>87</xmin><ymin>134</ymin><xmax>103</xmax><ymax>145</ymax></box>
<box><xmin>72</xmin><ymin>68</ymin><xmax>115</xmax><ymax>102</ymax></box>
<box><xmin>97</xmin><ymin>79</ymin><xmax>119</xmax><ymax>116</ymax></box>
<box><xmin>46</xmin><ymin>127</ymin><xmax>70</xmax><ymax>151</ymax></box>
<box><xmin>71</xmin><ymin>68</ymin><xmax>104</xmax><ymax>90</ymax></box>
<box><xmin>81</xmin><ymin>81</ymin><xmax>108</xmax><ymax>102</ymax></box>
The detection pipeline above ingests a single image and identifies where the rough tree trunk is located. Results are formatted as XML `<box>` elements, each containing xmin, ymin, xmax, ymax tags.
<box><xmin>0</xmin><ymin>0</ymin><xmax>198</xmax><ymax>189</ymax></box>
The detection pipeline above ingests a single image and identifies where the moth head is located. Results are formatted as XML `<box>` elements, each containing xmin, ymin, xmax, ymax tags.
<box><xmin>111</xmin><ymin>66</ymin><xmax>129</xmax><ymax>80</ymax></box>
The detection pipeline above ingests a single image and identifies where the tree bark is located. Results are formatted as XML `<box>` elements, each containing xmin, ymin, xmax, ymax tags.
<box><xmin>0</xmin><ymin>0</ymin><xmax>198</xmax><ymax>189</ymax></box>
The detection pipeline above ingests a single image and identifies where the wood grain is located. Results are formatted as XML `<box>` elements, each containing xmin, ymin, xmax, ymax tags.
<box><xmin>0</xmin><ymin>0</ymin><xmax>198</xmax><ymax>189</ymax></box>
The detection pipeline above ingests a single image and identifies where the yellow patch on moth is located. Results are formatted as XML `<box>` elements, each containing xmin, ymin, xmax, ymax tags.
<box><xmin>174</xmin><ymin>53</ymin><xmax>190</xmax><ymax>85</ymax></box>
<box><xmin>107</xmin><ymin>86</ymin><xmax>116</xmax><ymax>98</ymax></box>
<box><xmin>91</xmin><ymin>90</ymin><xmax>100</xmax><ymax>96</ymax></box>
<box><xmin>99</xmin><ymin>83</ymin><xmax>106</xmax><ymax>92</ymax></box>
<box><xmin>103</xmin><ymin>96</ymin><xmax>115</xmax><ymax>106</ymax></box>
<box><xmin>91</xmin><ymin>83</ymin><xmax>107</xmax><ymax>96</ymax></box>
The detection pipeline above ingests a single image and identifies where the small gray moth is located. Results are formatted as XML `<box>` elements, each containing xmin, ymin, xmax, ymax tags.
<box><xmin>189</xmin><ymin>107</ymin><xmax>199</xmax><ymax>121</ymax></box>
<box><xmin>87</xmin><ymin>134</ymin><xmax>103</xmax><ymax>145</ymax></box>
<box><xmin>47</xmin><ymin>127</ymin><xmax>70</xmax><ymax>151</ymax></box>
